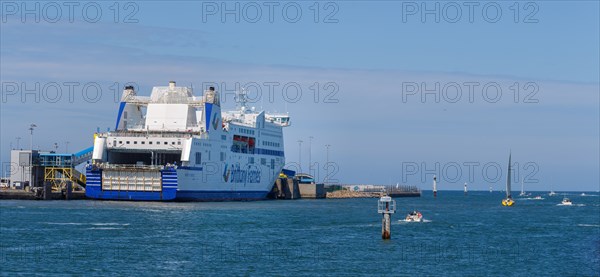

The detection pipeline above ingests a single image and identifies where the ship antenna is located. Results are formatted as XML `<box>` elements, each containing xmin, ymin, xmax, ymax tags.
<box><xmin>237</xmin><ymin>87</ymin><xmax>248</xmax><ymax>113</ymax></box>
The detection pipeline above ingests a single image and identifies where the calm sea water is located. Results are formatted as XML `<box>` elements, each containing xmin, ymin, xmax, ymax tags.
<box><xmin>1</xmin><ymin>191</ymin><xmax>599</xmax><ymax>276</ymax></box>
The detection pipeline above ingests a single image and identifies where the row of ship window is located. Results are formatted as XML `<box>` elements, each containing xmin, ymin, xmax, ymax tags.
<box><xmin>262</xmin><ymin>141</ymin><xmax>280</xmax><ymax>147</ymax></box>
<box><xmin>118</xmin><ymin>140</ymin><xmax>181</xmax><ymax>145</ymax></box>
<box><xmin>195</xmin><ymin>152</ymin><xmax>275</xmax><ymax>168</ymax></box>
<box><xmin>238</xmin><ymin>128</ymin><xmax>255</xmax><ymax>135</ymax></box>
<box><xmin>195</xmin><ymin>151</ymin><xmax>274</xmax><ymax>169</ymax></box>
<box><xmin>115</xmin><ymin>139</ymin><xmax>273</xmax><ymax>148</ymax></box>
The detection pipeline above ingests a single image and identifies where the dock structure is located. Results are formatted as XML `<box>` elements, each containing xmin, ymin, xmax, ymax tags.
<box><xmin>39</xmin><ymin>147</ymin><xmax>92</xmax><ymax>192</ymax></box>
<box><xmin>268</xmin><ymin>171</ymin><xmax>325</xmax><ymax>199</ymax></box>
<box><xmin>4</xmin><ymin>148</ymin><xmax>92</xmax><ymax>199</ymax></box>
<box><xmin>298</xmin><ymin>182</ymin><xmax>325</xmax><ymax>198</ymax></box>
<box><xmin>272</xmin><ymin>177</ymin><xmax>300</xmax><ymax>199</ymax></box>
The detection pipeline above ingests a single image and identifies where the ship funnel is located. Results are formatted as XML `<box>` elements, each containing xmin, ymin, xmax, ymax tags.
<box><xmin>204</xmin><ymin>86</ymin><xmax>220</xmax><ymax>106</ymax></box>
<box><xmin>169</xmin><ymin>81</ymin><xmax>176</xmax><ymax>90</ymax></box>
<box><xmin>121</xmin><ymin>85</ymin><xmax>136</xmax><ymax>101</ymax></box>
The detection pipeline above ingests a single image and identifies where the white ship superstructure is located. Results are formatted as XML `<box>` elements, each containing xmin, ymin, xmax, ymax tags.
<box><xmin>86</xmin><ymin>81</ymin><xmax>290</xmax><ymax>201</ymax></box>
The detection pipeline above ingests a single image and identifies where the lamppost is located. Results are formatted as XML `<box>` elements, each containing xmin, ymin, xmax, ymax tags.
<box><xmin>29</xmin><ymin>124</ymin><xmax>37</xmax><ymax>187</ymax></box>
<box><xmin>54</xmin><ymin>143</ymin><xmax>59</xmax><ymax>152</ymax></box>
<box><xmin>325</xmin><ymin>144</ymin><xmax>331</xmax><ymax>184</ymax></box>
<box><xmin>29</xmin><ymin>124</ymin><xmax>36</xmax><ymax>151</ymax></box>
<box><xmin>297</xmin><ymin>140</ymin><xmax>303</xmax><ymax>173</ymax></box>
<box><xmin>65</xmin><ymin>141</ymin><xmax>70</xmax><ymax>153</ymax></box>
<box><xmin>16</xmin><ymin>137</ymin><xmax>21</xmax><ymax>149</ymax></box>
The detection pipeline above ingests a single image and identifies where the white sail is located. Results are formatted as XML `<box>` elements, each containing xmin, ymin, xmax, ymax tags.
<box><xmin>520</xmin><ymin>178</ymin><xmax>524</xmax><ymax>195</ymax></box>
<box><xmin>506</xmin><ymin>153</ymin><xmax>512</xmax><ymax>198</ymax></box>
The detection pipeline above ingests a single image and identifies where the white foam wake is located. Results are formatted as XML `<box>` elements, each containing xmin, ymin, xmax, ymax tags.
<box><xmin>577</xmin><ymin>224</ymin><xmax>600</xmax><ymax>227</ymax></box>
<box><xmin>45</xmin><ymin>222</ymin><xmax>130</xmax><ymax>226</ymax></box>
<box><xmin>399</xmin><ymin>219</ymin><xmax>432</xmax><ymax>223</ymax></box>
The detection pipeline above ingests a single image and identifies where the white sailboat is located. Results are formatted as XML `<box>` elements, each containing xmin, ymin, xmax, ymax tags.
<box><xmin>433</xmin><ymin>175</ymin><xmax>437</xmax><ymax>197</ymax></box>
<box><xmin>549</xmin><ymin>185</ymin><xmax>557</xmax><ymax>196</ymax></box>
<box><xmin>502</xmin><ymin>153</ymin><xmax>515</xmax><ymax>206</ymax></box>
<box><xmin>518</xmin><ymin>177</ymin><xmax>529</xmax><ymax>197</ymax></box>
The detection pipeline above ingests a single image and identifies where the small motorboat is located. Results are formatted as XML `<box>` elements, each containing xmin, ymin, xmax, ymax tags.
<box><xmin>534</xmin><ymin>195</ymin><xmax>543</xmax><ymax>200</ymax></box>
<box><xmin>561</xmin><ymin>197</ymin><xmax>573</xmax><ymax>206</ymax></box>
<box><xmin>581</xmin><ymin>193</ymin><xmax>586</xmax><ymax>196</ymax></box>
<box><xmin>405</xmin><ymin>211</ymin><xmax>423</xmax><ymax>222</ymax></box>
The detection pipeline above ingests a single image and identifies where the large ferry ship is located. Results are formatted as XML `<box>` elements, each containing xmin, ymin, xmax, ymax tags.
<box><xmin>86</xmin><ymin>81</ymin><xmax>290</xmax><ymax>201</ymax></box>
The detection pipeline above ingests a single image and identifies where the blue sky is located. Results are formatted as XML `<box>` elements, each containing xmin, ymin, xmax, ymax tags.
<box><xmin>1</xmin><ymin>1</ymin><xmax>599</xmax><ymax>191</ymax></box>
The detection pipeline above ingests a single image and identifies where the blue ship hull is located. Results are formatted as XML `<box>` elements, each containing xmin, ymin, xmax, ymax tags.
<box><xmin>85</xmin><ymin>167</ymin><xmax>270</xmax><ymax>201</ymax></box>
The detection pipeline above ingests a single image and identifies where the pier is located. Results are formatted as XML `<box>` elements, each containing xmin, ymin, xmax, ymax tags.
<box><xmin>0</xmin><ymin>188</ymin><xmax>86</xmax><ymax>200</ymax></box>
<box><xmin>327</xmin><ymin>184</ymin><xmax>421</xmax><ymax>198</ymax></box>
